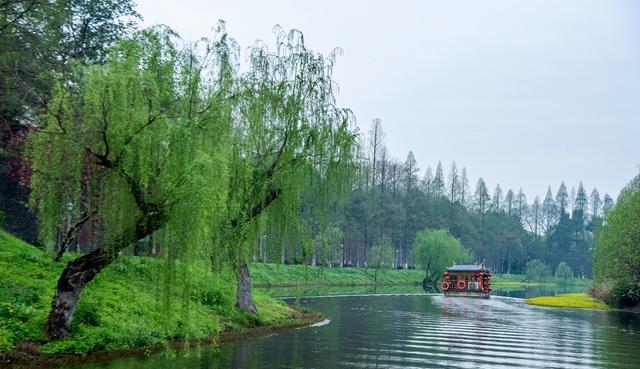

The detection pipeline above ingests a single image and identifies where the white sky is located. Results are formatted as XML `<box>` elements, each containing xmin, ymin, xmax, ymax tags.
<box><xmin>137</xmin><ymin>0</ymin><xmax>640</xmax><ymax>200</ymax></box>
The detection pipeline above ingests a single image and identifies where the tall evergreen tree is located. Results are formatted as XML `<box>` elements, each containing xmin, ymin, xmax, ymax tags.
<box><xmin>421</xmin><ymin>166</ymin><xmax>433</xmax><ymax>197</ymax></box>
<box><xmin>542</xmin><ymin>187</ymin><xmax>557</xmax><ymax>235</ymax></box>
<box><xmin>516</xmin><ymin>188</ymin><xmax>527</xmax><ymax>219</ymax></box>
<box><xmin>556</xmin><ymin>182</ymin><xmax>569</xmax><ymax>215</ymax></box>
<box><xmin>492</xmin><ymin>183</ymin><xmax>503</xmax><ymax>213</ymax></box>
<box><xmin>474</xmin><ymin>178</ymin><xmax>490</xmax><ymax>224</ymax></box>
<box><xmin>460</xmin><ymin>167</ymin><xmax>470</xmax><ymax>208</ymax></box>
<box><xmin>530</xmin><ymin>196</ymin><xmax>542</xmax><ymax>243</ymax></box>
<box><xmin>574</xmin><ymin>182</ymin><xmax>589</xmax><ymax>224</ymax></box>
<box><xmin>448</xmin><ymin>162</ymin><xmax>460</xmax><ymax>204</ymax></box>
<box><xmin>403</xmin><ymin>151</ymin><xmax>419</xmax><ymax>193</ymax></box>
<box><xmin>590</xmin><ymin>188</ymin><xmax>601</xmax><ymax>221</ymax></box>
<box><xmin>505</xmin><ymin>189</ymin><xmax>515</xmax><ymax>217</ymax></box>
<box><xmin>432</xmin><ymin>161</ymin><xmax>445</xmax><ymax>198</ymax></box>
<box><xmin>368</xmin><ymin>118</ymin><xmax>384</xmax><ymax>188</ymax></box>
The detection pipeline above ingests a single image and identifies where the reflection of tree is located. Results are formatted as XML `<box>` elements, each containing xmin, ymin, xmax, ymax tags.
<box><xmin>232</xmin><ymin>341</ymin><xmax>251</xmax><ymax>369</ymax></box>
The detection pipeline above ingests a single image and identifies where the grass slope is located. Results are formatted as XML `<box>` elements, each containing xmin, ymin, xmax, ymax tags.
<box><xmin>526</xmin><ymin>293</ymin><xmax>608</xmax><ymax>309</ymax></box>
<box><xmin>0</xmin><ymin>230</ymin><xmax>301</xmax><ymax>355</ymax></box>
<box><xmin>250</xmin><ymin>263</ymin><xmax>425</xmax><ymax>287</ymax></box>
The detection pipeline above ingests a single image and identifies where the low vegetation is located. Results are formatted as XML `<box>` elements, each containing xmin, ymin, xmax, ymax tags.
<box><xmin>0</xmin><ymin>230</ymin><xmax>307</xmax><ymax>355</ymax></box>
<box><xmin>526</xmin><ymin>293</ymin><xmax>608</xmax><ymax>309</ymax></box>
<box><xmin>251</xmin><ymin>263</ymin><xmax>424</xmax><ymax>287</ymax></box>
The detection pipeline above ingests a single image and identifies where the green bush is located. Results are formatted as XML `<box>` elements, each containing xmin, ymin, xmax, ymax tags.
<box><xmin>526</xmin><ymin>259</ymin><xmax>551</xmax><ymax>282</ymax></box>
<box><xmin>555</xmin><ymin>261</ymin><xmax>573</xmax><ymax>282</ymax></box>
<box><xmin>610</xmin><ymin>279</ymin><xmax>640</xmax><ymax>308</ymax></box>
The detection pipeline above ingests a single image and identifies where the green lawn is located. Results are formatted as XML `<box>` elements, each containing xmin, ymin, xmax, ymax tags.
<box><xmin>250</xmin><ymin>263</ymin><xmax>425</xmax><ymax>287</ymax></box>
<box><xmin>492</xmin><ymin>273</ymin><xmax>591</xmax><ymax>288</ymax></box>
<box><xmin>0</xmin><ymin>230</ymin><xmax>301</xmax><ymax>355</ymax></box>
<box><xmin>526</xmin><ymin>293</ymin><xmax>608</xmax><ymax>309</ymax></box>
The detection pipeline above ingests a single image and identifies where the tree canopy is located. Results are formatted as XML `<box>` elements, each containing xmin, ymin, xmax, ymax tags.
<box><xmin>594</xmin><ymin>174</ymin><xmax>640</xmax><ymax>307</ymax></box>
<box><xmin>413</xmin><ymin>229</ymin><xmax>471</xmax><ymax>282</ymax></box>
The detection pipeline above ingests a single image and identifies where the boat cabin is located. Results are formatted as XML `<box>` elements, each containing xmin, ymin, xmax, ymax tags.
<box><xmin>441</xmin><ymin>264</ymin><xmax>492</xmax><ymax>298</ymax></box>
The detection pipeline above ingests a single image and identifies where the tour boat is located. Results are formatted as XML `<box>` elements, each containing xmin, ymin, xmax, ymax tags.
<box><xmin>440</xmin><ymin>264</ymin><xmax>492</xmax><ymax>298</ymax></box>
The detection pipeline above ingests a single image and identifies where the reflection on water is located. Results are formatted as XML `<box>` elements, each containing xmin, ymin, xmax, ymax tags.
<box><xmin>67</xmin><ymin>294</ymin><xmax>640</xmax><ymax>369</ymax></box>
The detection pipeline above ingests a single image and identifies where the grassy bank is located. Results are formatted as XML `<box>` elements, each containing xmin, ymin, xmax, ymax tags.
<box><xmin>491</xmin><ymin>273</ymin><xmax>591</xmax><ymax>289</ymax></box>
<box><xmin>0</xmin><ymin>230</ymin><xmax>315</xmax><ymax>360</ymax></box>
<box><xmin>526</xmin><ymin>293</ymin><xmax>608</xmax><ymax>309</ymax></box>
<box><xmin>250</xmin><ymin>265</ymin><xmax>591</xmax><ymax>291</ymax></box>
<box><xmin>250</xmin><ymin>263</ymin><xmax>425</xmax><ymax>287</ymax></box>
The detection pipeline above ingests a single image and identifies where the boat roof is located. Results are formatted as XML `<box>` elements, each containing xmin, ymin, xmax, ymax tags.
<box><xmin>446</xmin><ymin>264</ymin><xmax>486</xmax><ymax>272</ymax></box>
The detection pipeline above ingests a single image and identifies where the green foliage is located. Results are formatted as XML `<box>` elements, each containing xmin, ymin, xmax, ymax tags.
<box><xmin>25</xmin><ymin>20</ymin><xmax>357</xmax><ymax>337</ymax></box>
<box><xmin>223</xmin><ymin>26</ymin><xmax>356</xmax><ymax>265</ymax></box>
<box><xmin>525</xmin><ymin>259</ymin><xmax>551</xmax><ymax>282</ymax></box>
<box><xmin>555</xmin><ymin>261</ymin><xmax>573</xmax><ymax>282</ymax></box>
<box><xmin>412</xmin><ymin>229</ymin><xmax>472</xmax><ymax>281</ymax></box>
<box><xmin>594</xmin><ymin>175</ymin><xmax>640</xmax><ymax>308</ymax></box>
<box><xmin>0</xmin><ymin>230</ymin><xmax>295</xmax><ymax>354</ymax></box>
<box><xmin>30</xmin><ymin>27</ymin><xmax>233</xmax><ymax>259</ymax></box>
<box><xmin>369</xmin><ymin>236</ymin><xmax>394</xmax><ymax>269</ymax></box>
<box><xmin>315</xmin><ymin>224</ymin><xmax>343</xmax><ymax>267</ymax></box>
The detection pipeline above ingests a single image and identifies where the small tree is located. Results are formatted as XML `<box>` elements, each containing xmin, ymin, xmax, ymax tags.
<box><xmin>369</xmin><ymin>236</ymin><xmax>393</xmax><ymax>282</ymax></box>
<box><xmin>526</xmin><ymin>259</ymin><xmax>551</xmax><ymax>282</ymax></box>
<box><xmin>413</xmin><ymin>229</ymin><xmax>472</xmax><ymax>283</ymax></box>
<box><xmin>555</xmin><ymin>261</ymin><xmax>573</xmax><ymax>283</ymax></box>
<box><xmin>315</xmin><ymin>224</ymin><xmax>343</xmax><ymax>276</ymax></box>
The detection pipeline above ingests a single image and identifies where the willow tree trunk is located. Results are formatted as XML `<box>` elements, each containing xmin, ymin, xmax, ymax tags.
<box><xmin>46</xmin><ymin>248</ymin><xmax>116</xmax><ymax>340</ymax></box>
<box><xmin>46</xmin><ymin>210</ymin><xmax>163</xmax><ymax>340</ymax></box>
<box><xmin>236</xmin><ymin>262</ymin><xmax>258</xmax><ymax>314</ymax></box>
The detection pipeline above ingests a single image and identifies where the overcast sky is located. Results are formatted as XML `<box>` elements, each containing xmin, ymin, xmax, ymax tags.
<box><xmin>137</xmin><ymin>0</ymin><xmax>639</xmax><ymax>201</ymax></box>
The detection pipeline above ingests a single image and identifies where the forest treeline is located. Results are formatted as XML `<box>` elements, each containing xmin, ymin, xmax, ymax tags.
<box><xmin>256</xmin><ymin>119</ymin><xmax>615</xmax><ymax>279</ymax></box>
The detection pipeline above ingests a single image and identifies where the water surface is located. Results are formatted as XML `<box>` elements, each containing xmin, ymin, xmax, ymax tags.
<box><xmin>67</xmin><ymin>293</ymin><xmax>640</xmax><ymax>369</ymax></box>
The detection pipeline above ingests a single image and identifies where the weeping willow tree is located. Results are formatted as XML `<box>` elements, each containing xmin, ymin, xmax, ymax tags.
<box><xmin>225</xmin><ymin>27</ymin><xmax>356</xmax><ymax>313</ymax></box>
<box><xmin>29</xmin><ymin>27</ymin><xmax>234</xmax><ymax>339</ymax></box>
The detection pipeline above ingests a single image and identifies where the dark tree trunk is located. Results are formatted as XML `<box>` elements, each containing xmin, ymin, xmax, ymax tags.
<box><xmin>46</xmin><ymin>248</ymin><xmax>116</xmax><ymax>340</ymax></box>
<box><xmin>46</xmin><ymin>211</ymin><xmax>164</xmax><ymax>340</ymax></box>
<box><xmin>236</xmin><ymin>262</ymin><xmax>258</xmax><ymax>314</ymax></box>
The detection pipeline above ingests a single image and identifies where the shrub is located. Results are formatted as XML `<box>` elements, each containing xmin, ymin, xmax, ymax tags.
<box><xmin>525</xmin><ymin>259</ymin><xmax>551</xmax><ymax>282</ymax></box>
<box><xmin>555</xmin><ymin>261</ymin><xmax>573</xmax><ymax>282</ymax></box>
<box><xmin>609</xmin><ymin>279</ymin><xmax>640</xmax><ymax>308</ymax></box>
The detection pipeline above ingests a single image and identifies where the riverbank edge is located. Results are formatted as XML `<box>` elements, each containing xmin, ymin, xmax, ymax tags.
<box><xmin>0</xmin><ymin>308</ymin><xmax>324</xmax><ymax>369</ymax></box>
<box><xmin>254</xmin><ymin>281</ymin><xmax>421</xmax><ymax>288</ymax></box>
<box><xmin>254</xmin><ymin>280</ymin><xmax>580</xmax><ymax>289</ymax></box>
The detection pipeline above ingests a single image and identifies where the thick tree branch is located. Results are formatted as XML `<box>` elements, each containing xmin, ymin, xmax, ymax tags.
<box><xmin>55</xmin><ymin>210</ymin><xmax>97</xmax><ymax>261</ymax></box>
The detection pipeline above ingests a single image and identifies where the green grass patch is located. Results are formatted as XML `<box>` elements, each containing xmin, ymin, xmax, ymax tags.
<box><xmin>250</xmin><ymin>263</ymin><xmax>424</xmax><ymax>287</ymax></box>
<box><xmin>0</xmin><ymin>230</ymin><xmax>298</xmax><ymax>355</ymax></box>
<box><xmin>492</xmin><ymin>273</ymin><xmax>590</xmax><ymax>288</ymax></box>
<box><xmin>526</xmin><ymin>293</ymin><xmax>608</xmax><ymax>309</ymax></box>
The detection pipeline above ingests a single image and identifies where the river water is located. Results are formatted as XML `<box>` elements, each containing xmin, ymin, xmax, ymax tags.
<box><xmin>67</xmin><ymin>289</ymin><xmax>640</xmax><ymax>369</ymax></box>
